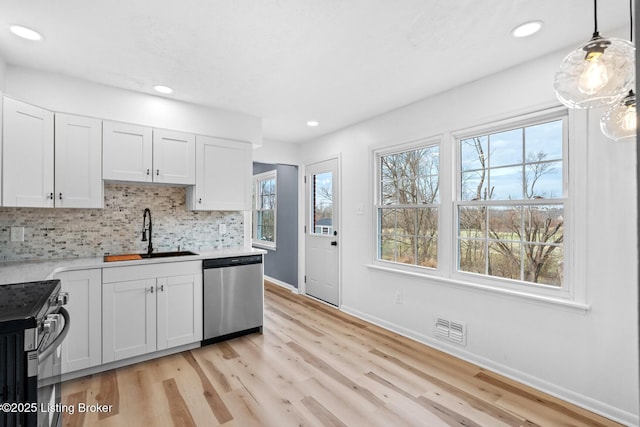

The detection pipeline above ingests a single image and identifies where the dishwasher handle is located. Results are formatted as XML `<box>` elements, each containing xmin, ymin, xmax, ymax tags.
<box><xmin>203</xmin><ymin>255</ymin><xmax>263</xmax><ymax>269</ymax></box>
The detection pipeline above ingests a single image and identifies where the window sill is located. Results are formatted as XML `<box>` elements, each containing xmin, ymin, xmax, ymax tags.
<box><xmin>365</xmin><ymin>263</ymin><xmax>590</xmax><ymax>312</ymax></box>
<box><xmin>252</xmin><ymin>242</ymin><xmax>276</xmax><ymax>251</ymax></box>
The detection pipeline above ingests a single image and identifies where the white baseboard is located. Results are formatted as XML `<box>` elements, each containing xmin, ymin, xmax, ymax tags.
<box><xmin>264</xmin><ymin>275</ymin><xmax>299</xmax><ymax>293</ymax></box>
<box><xmin>340</xmin><ymin>304</ymin><xmax>638</xmax><ymax>427</ymax></box>
<box><xmin>61</xmin><ymin>342</ymin><xmax>200</xmax><ymax>382</ymax></box>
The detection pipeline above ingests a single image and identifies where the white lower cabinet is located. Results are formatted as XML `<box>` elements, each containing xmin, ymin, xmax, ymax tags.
<box><xmin>102</xmin><ymin>261</ymin><xmax>202</xmax><ymax>364</ymax></box>
<box><xmin>53</xmin><ymin>269</ymin><xmax>102</xmax><ymax>374</ymax></box>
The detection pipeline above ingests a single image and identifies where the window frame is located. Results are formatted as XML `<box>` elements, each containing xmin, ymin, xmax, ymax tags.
<box><xmin>452</xmin><ymin>109</ymin><xmax>571</xmax><ymax>298</ymax></box>
<box><xmin>373</xmin><ymin>136</ymin><xmax>442</xmax><ymax>274</ymax></box>
<box><xmin>368</xmin><ymin>106</ymin><xmax>587</xmax><ymax>308</ymax></box>
<box><xmin>252</xmin><ymin>170</ymin><xmax>277</xmax><ymax>250</ymax></box>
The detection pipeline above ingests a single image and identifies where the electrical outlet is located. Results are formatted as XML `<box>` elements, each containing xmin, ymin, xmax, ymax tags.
<box><xmin>10</xmin><ymin>227</ymin><xmax>25</xmax><ymax>242</ymax></box>
<box><xmin>395</xmin><ymin>290</ymin><xmax>403</xmax><ymax>304</ymax></box>
<box><xmin>219</xmin><ymin>223</ymin><xmax>227</xmax><ymax>235</ymax></box>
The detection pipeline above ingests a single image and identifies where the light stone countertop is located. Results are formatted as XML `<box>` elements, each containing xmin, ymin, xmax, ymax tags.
<box><xmin>0</xmin><ymin>247</ymin><xmax>266</xmax><ymax>286</ymax></box>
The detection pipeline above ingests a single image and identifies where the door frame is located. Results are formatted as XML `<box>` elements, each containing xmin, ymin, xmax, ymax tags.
<box><xmin>301</xmin><ymin>154</ymin><xmax>342</xmax><ymax>306</ymax></box>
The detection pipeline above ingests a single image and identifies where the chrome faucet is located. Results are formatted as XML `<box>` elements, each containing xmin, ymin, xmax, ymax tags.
<box><xmin>141</xmin><ymin>208</ymin><xmax>153</xmax><ymax>255</ymax></box>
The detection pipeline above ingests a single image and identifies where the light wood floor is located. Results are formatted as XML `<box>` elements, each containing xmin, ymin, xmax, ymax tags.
<box><xmin>61</xmin><ymin>281</ymin><xmax>623</xmax><ymax>427</ymax></box>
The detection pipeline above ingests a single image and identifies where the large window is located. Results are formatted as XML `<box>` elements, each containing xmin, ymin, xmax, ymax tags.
<box><xmin>372</xmin><ymin>109</ymin><xmax>574</xmax><ymax>301</ymax></box>
<box><xmin>376</xmin><ymin>142</ymin><xmax>439</xmax><ymax>268</ymax></box>
<box><xmin>457</xmin><ymin>118</ymin><xmax>566</xmax><ymax>287</ymax></box>
<box><xmin>252</xmin><ymin>170</ymin><xmax>277</xmax><ymax>248</ymax></box>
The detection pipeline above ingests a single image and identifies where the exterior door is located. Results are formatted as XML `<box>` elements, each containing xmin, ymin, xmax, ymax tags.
<box><xmin>305</xmin><ymin>158</ymin><xmax>340</xmax><ymax>306</ymax></box>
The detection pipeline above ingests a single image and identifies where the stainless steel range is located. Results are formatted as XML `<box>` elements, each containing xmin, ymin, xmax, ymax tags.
<box><xmin>0</xmin><ymin>280</ymin><xmax>69</xmax><ymax>427</ymax></box>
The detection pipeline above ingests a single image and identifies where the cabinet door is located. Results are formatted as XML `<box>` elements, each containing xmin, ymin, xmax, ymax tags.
<box><xmin>156</xmin><ymin>273</ymin><xmax>203</xmax><ymax>350</ymax></box>
<box><xmin>2</xmin><ymin>97</ymin><xmax>54</xmax><ymax>207</ymax></box>
<box><xmin>102</xmin><ymin>121</ymin><xmax>152</xmax><ymax>182</ymax></box>
<box><xmin>102</xmin><ymin>278</ymin><xmax>156</xmax><ymax>363</ymax></box>
<box><xmin>153</xmin><ymin>129</ymin><xmax>195</xmax><ymax>185</ymax></box>
<box><xmin>55</xmin><ymin>114</ymin><xmax>103</xmax><ymax>208</ymax></box>
<box><xmin>192</xmin><ymin>136</ymin><xmax>252</xmax><ymax>210</ymax></box>
<box><xmin>55</xmin><ymin>269</ymin><xmax>102</xmax><ymax>374</ymax></box>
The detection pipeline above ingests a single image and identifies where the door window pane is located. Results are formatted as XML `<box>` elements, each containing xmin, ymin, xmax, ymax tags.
<box><xmin>313</xmin><ymin>172</ymin><xmax>333</xmax><ymax>235</ymax></box>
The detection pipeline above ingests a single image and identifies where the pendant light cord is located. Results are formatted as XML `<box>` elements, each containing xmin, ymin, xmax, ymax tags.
<box><xmin>593</xmin><ymin>0</ymin><xmax>599</xmax><ymax>37</ymax></box>
<box><xmin>630</xmin><ymin>0</ymin><xmax>633</xmax><ymax>42</ymax></box>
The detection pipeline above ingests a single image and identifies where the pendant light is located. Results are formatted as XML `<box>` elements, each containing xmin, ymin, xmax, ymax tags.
<box><xmin>600</xmin><ymin>90</ymin><xmax>636</xmax><ymax>140</ymax></box>
<box><xmin>554</xmin><ymin>0</ymin><xmax>635</xmax><ymax>109</ymax></box>
<box><xmin>600</xmin><ymin>0</ymin><xmax>636</xmax><ymax>141</ymax></box>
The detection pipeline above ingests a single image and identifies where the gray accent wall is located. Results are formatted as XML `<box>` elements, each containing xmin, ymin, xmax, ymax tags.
<box><xmin>253</xmin><ymin>162</ymin><xmax>298</xmax><ymax>288</ymax></box>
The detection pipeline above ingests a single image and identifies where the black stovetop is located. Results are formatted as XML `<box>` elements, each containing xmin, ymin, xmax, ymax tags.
<box><xmin>0</xmin><ymin>280</ymin><xmax>60</xmax><ymax>333</ymax></box>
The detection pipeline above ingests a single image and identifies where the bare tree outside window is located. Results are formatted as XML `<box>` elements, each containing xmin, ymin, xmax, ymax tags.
<box><xmin>378</xmin><ymin>145</ymin><xmax>439</xmax><ymax>268</ymax></box>
<box><xmin>458</xmin><ymin>120</ymin><xmax>564</xmax><ymax>286</ymax></box>
<box><xmin>313</xmin><ymin>172</ymin><xmax>333</xmax><ymax>235</ymax></box>
<box><xmin>252</xmin><ymin>172</ymin><xmax>276</xmax><ymax>246</ymax></box>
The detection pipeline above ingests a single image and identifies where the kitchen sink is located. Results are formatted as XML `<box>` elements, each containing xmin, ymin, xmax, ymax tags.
<box><xmin>103</xmin><ymin>251</ymin><xmax>199</xmax><ymax>262</ymax></box>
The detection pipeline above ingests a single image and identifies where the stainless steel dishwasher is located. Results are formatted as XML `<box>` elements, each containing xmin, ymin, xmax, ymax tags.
<box><xmin>202</xmin><ymin>255</ymin><xmax>264</xmax><ymax>345</ymax></box>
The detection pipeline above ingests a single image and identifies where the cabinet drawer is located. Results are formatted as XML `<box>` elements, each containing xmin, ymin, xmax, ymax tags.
<box><xmin>103</xmin><ymin>261</ymin><xmax>202</xmax><ymax>283</ymax></box>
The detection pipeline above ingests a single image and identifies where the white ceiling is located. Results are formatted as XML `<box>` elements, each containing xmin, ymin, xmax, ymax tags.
<box><xmin>0</xmin><ymin>0</ymin><xmax>632</xmax><ymax>143</ymax></box>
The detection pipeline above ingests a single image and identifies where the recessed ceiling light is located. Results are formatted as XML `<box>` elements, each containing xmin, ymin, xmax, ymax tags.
<box><xmin>9</xmin><ymin>25</ymin><xmax>43</xmax><ymax>41</ymax></box>
<box><xmin>153</xmin><ymin>85</ymin><xmax>173</xmax><ymax>94</ymax></box>
<box><xmin>511</xmin><ymin>21</ymin><xmax>543</xmax><ymax>38</ymax></box>
<box><xmin>306</xmin><ymin>121</ymin><xmax>319</xmax><ymax>127</ymax></box>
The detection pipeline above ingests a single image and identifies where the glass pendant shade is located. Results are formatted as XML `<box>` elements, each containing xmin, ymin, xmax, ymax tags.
<box><xmin>554</xmin><ymin>36</ymin><xmax>635</xmax><ymax>109</ymax></box>
<box><xmin>600</xmin><ymin>90</ymin><xmax>637</xmax><ymax>141</ymax></box>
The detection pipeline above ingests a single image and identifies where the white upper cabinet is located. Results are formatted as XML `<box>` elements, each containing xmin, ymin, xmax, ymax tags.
<box><xmin>55</xmin><ymin>113</ymin><xmax>103</xmax><ymax>208</ymax></box>
<box><xmin>103</xmin><ymin>121</ymin><xmax>195</xmax><ymax>185</ymax></box>
<box><xmin>187</xmin><ymin>135</ymin><xmax>252</xmax><ymax>211</ymax></box>
<box><xmin>2</xmin><ymin>99</ymin><xmax>103</xmax><ymax>209</ymax></box>
<box><xmin>103</xmin><ymin>121</ymin><xmax>153</xmax><ymax>182</ymax></box>
<box><xmin>153</xmin><ymin>129</ymin><xmax>195</xmax><ymax>185</ymax></box>
<box><xmin>2</xmin><ymin>97</ymin><xmax>54</xmax><ymax>207</ymax></box>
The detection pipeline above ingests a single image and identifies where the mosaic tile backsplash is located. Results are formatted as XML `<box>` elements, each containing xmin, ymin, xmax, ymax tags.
<box><xmin>0</xmin><ymin>183</ymin><xmax>244</xmax><ymax>262</ymax></box>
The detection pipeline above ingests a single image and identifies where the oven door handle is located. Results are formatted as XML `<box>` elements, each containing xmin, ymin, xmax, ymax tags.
<box><xmin>38</xmin><ymin>306</ymin><xmax>70</xmax><ymax>363</ymax></box>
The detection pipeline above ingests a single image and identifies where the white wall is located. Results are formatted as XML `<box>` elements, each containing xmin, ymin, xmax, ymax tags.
<box><xmin>289</xmin><ymin>51</ymin><xmax>638</xmax><ymax>425</ymax></box>
<box><xmin>253</xmin><ymin>138</ymin><xmax>301</xmax><ymax>166</ymax></box>
<box><xmin>4</xmin><ymin>66</ymin><xmax>261</xmax><ymax>145</ymax></box>
<box><xmin>0</xmin><ymin>55</ymin><xmax>6</xmax><ymax>91</ymax></box>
